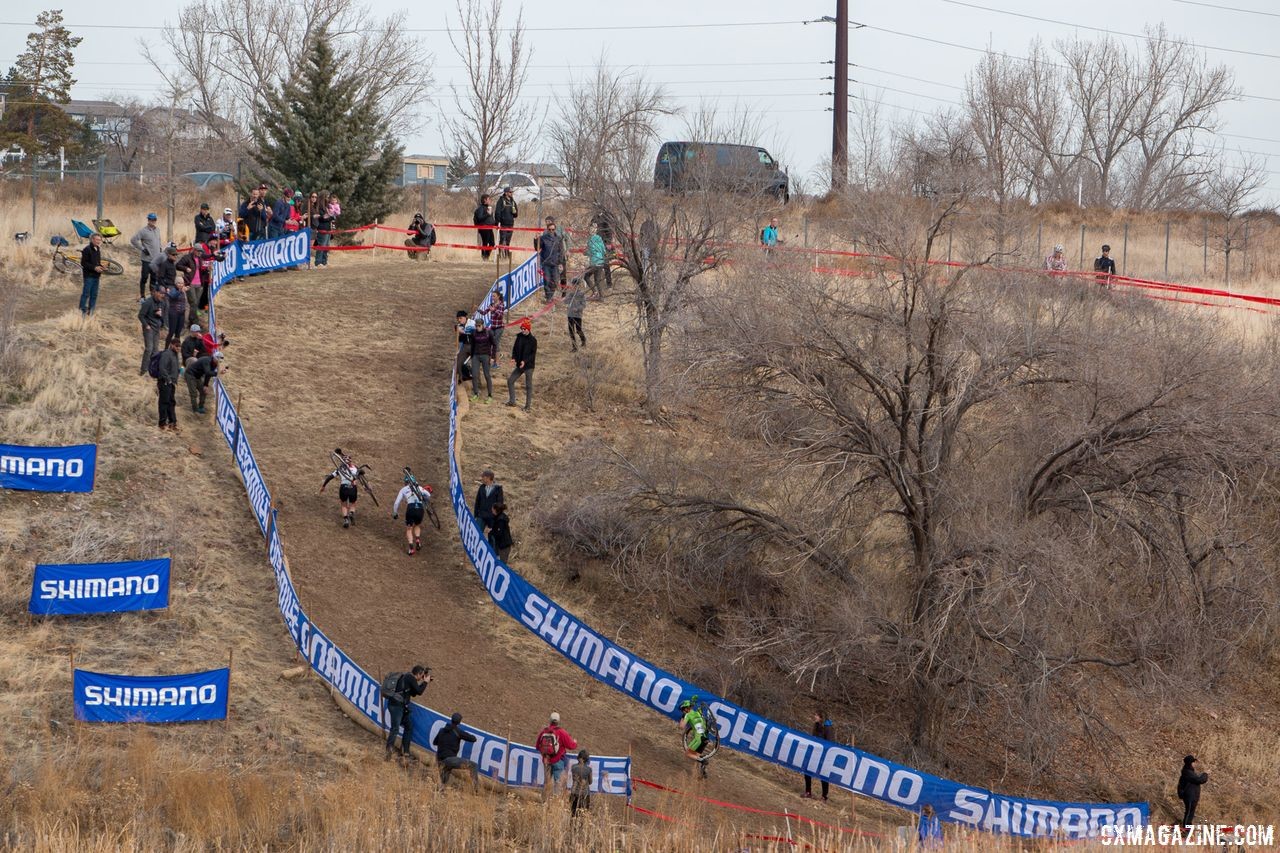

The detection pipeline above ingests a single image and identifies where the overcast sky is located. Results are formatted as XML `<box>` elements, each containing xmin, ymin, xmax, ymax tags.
<box><xmin>2</xmin><ymin>0</ymin><xmax>1276</xmax><ymax>201</ymax></box>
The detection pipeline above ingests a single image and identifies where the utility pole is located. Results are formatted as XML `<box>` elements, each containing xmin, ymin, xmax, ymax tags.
<box><xmin>832</xmin><ymin>0</ymin><xmax>849</xmax><ymax>191</ymax></box>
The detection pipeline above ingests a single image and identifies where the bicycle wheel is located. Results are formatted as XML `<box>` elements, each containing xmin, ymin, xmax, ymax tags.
<box><xmin>53</xmin><ymin>253</ymin><xmax>79</xmax><ymax>275</ymax></box>
<box><xmin>358</xmin><ymin>473</ymin><xmax>380</xmax><ymax>507</ymax></box>
<box><xmin>426</xmin><ymin>505</ymin><xmax>441</xmax><ymax>530</ymax></box>
<box><xmin>102</xmin><ymin>257</ymin><xmax>124</xmax><ymax>275</ymax></box>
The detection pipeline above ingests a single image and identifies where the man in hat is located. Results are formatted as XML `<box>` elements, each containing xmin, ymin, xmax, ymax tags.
<box><xmin>433</xmin><ymin>713</ymin><xmax>479</xmax><ymax>789</ymax></box>
<box><xmin>240</xmin><ymin>185</ymin><xmax>269</xmax><ymax>240</ymax></box>
<box><xmin>194</xmin><ymin>202</ymin><xmax>216</xmax><ymax>245</ymax></box>
<box><xmin>495</xmin><ymin>185</ymin><xmax>519</xmax><ymax>261</ymax></box>
<box><xmin>130</xmin><ymin>212</ymin><xmax>162</xmax><ymax>298</ymax></box>
<box><xmin>1177</xmin><ymin>755</ymin><xmax>1208</xmax><ymax>828</ymax></box>
<box><xmin>505</xmin><ymin>318</ymin><xmax>537</xmax><ymax>411</ymax></box>
<box><xmin>216</xmin><ymin>207</ymin><xmax>235</xmax><ymax>245</ymax></box>
<box><xmin>269</xmin><ymin>186</ymin><xmax>292</xmax><ymax>239</ymax></box>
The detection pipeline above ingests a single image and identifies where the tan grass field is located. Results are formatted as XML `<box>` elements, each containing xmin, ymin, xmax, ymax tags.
<box><xmin>2</xmin><ymin>183</ymin><xmax>1278</xmax><ymax>848</ymax></box>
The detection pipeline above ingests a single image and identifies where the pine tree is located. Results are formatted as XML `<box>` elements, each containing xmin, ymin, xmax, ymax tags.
<box><xmin>251</xmin><ymin>33</ymin><xmax>402</xmax><ymax>235</ymax></box>
<box><xmin>447</xmin><ymin>148</ymin><xmax>474</xmax><ymax>186</ymax></box>
<box><xmin>1</xmin><ymin>9</ymin><xmax>86</xmax><ymax>158</ymax></box>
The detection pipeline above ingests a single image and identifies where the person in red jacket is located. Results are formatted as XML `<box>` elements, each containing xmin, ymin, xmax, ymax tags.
<box><xmin>536</xmin><ymin>712</ymin><xmax>578</xmax><ymax>800</ymax></box>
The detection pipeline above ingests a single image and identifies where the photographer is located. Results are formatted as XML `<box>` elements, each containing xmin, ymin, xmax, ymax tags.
<box><xmin>406</xmin><ymin>212</ymin><xmax>436</xmax><ymax>260</ymax></box>
<box><xmin>384</xmin><ymin>665</ymin><xmax>431</xmax><ymax>762</ymax></box>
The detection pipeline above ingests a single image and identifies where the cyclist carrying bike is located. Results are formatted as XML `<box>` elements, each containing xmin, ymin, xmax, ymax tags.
<box><xmin>679</xmin><ymin>698</ymin><xmax>712</xmax><ymax>778</ymax></box>
<box><xmin>392</xmin><ymin>473</ymin><xmax>435</xmax><ymax>556</ymax></box>
<box><xmin>320</xmin><ymin>448</ymin><xmax>365</xmax><ymax>528</ymax></box>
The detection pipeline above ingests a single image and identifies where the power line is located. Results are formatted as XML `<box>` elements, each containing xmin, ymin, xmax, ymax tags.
<box><xmin>844</xmin><ymin>81</ymin><xmax>961</xmax><ymax>105</ymax></box>
<box><xmin>850</xmin><ymin>20</ymin><xmax>1280</xmax><ymax>103</ymax></box>
<box><xmin>0</xmin><ymin>17</ymin><xmax>810</xmax><ymax>34</ymax></box>
<box><xmin>852</xmin><ymin>64</ymin><xmax>964</xmax><ymax>91</ymax></box>
<box><xmin>940</xmin><ymin>0</ymin><xmax>1280</xmax><ymax>61</ymax></box>
<box><xmin>1170</xmin><ymin>0</ymin><xmax>1280</xmax><ymax>17</ymax></box>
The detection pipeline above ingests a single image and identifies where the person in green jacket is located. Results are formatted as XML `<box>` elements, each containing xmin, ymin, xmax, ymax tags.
<box><xmin>680</xmin><ymin>698</ymin><xmax>712</xmax><ymax>778</ymax></box>
<box><xmin>585</xmin><ymin>223</ymin><xmax>607</xmax><ymax>297</ymax></box>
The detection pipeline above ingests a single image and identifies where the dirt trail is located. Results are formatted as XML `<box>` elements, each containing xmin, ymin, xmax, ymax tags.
<box><xmin>214</xmin><ymin>253</ymin><xmax>904</xmax><ymax>837</ymax></box>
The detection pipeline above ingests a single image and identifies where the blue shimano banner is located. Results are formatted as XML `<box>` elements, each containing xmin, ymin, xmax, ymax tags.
<box><xmin>478</xmin><ymin>253</ymin><xmax>541</xmax><ymax>317</ymax></box>
<box><xmin>208</xmin><ymin>372</ymin><xmax>631</xmax><ymax>794</ymax></box>
<box><xmin>0</xmin><ymin>442</ymin><xmax>96</xmax><ymax>492</ymax></box>
<box><xmin>30</xmin><ymin>558</ymin><xmax>170</xmax><ymax>616</ymax></box>
<box><xmin>445</xmin><ymin>366</ymin><xmax>1145</xmax><ymax>836</ymax></box>
<box><xmin>74</xmin><ymin>668</ymin><xmax>229</xmax><ymax>723</ymax></box>
<box><xmin>208</xmin><ymin>230</ymin><xmax>311</xmax><ymax>299</ymax></box>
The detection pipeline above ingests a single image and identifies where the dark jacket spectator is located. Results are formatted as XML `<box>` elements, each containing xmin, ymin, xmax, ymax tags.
<box><xmin>495</xmin><ymin>194</ymin><xmax>518</xmax><ymax>227</ymax></box>
<box><xmin>512</xmin><ymin>329</ymin><xmax>537</xmax><ymax>370</ymax></box>
<box><xmin>470</xmin><ymin>327</ymin><xmax>496</xmax><ymax>360</ymax></box>
<box><xmin>537</xmin><ymin>229</ymin><xmax>566</xmax><ymax>267</ymax></box>
<box><xmin>80</xmin><ymin>241</ymin><xmax>102</xmax><ymax>276</ymax></box>
<box><xmin>270</xmin><ymin>196</ymin><xmax>291</xmax><ymax>232</ymax></box>
<box><xmin>1177</xmin><ymin>756</ymin><xmax>1208</xmax><ymax>827</ymax></box>
<box><xmin>432</xmin><ymin>716</ymin><xmax>477</xmax><ymax>762</ymax></box>
<box><xmin>186</xmin><ymin>354</ymin><xmax>220</xmax><ymax>386</ymax></box>
<box><xmin>175</xmin><ymin>250</ymin><xmax>199</xmax><ymax>285</ymax></box>
<box><xmin>473</xmin><ymin>202</ymin><xmax>496</xmax><ymax>228</ymax></box>
<box><xmin>158</xmin><ymin>346</ymin><xmax>181</xmax><ymax>383</ymax></box>
<box><xmin>194</xmin><ymin>209</ymin><xmax>216</xmax><ymax>244</ymax></box>
<box><xmin>474</xmin><ymin>477</ymin><xmax>505</xmax><ymax>526</ymax></box>
<box><xmin>803</xmin><ymin>713</ymin><xmax>834</xmax><ymax>798</ymax></box>
<box><xmin>182</xmin><ymin>330</ymin><xmax>208</xmax><ymax>362</ymax></box>
<box><xmin>155</xmin><ymin>254</ymin><xmax>178</xmax><ymax>290</ymax></box>
<box><xmin>489</xmin><ymin>509</ymin><xmax>513</xmax><ymax>551</ymax></box>
<box><xmin>138</xmin><ymin>295</ymin><xmax>166</xmax><ymax>331</ymax></box>
<box><xmin>408</xmin><ymin>215</ymin><xmax>437</xmax><ymax>249</ymax></box>
<box><xmin>240</xmin><ymin>193</ymin><xmax>269</xmax><ymax>240</ymax></box>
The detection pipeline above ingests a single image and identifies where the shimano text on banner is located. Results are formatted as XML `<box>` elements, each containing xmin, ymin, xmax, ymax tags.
<box><xmin>208</xmin><ymin>230</ymin><xmax>312</xmax><ymax>299</ymax></box>
<box><xmin>446</xmin><ymin>353</ymin><xmax>1145</xmax><ymax>836</ymax></box>
<box><xmin>479</xmin><ymin>253</ymin><xmax>541</xmax><ymax>317</ymax></box>
<box><xmin>0</xmin><ymin>443</ymin><xmax>96</xmax><ymax>493</ymax></box>
<box><xmin>30</xmin><ymin>557</ymin><xmax>170</xmax><ymax>616</ymax></box>
<box><xmin>74</xmin><ymin>668</ymin><xmax>230</xmax><ymax>723</ymax></box>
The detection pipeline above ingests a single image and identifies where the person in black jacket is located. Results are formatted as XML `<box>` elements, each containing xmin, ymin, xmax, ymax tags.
<box><xmin>495</xmin><ymin>187</ymin><xmax>518</xmax><ymax>260</ymax></box>
<box><xmin>433</xmin><ymin>712</ymin><xmax>479</xmax><ymax>788</ymax></box>
<box><xmin>1093</xmin><ymin>244</ymin><xmax>1116</xmax><ymax>289</ymax></box>
<box><xmin>406</xmin><ymin>213</ymin><xmax>436</xmax><ymax>260</ymax></box>
<box><xmin>474</xmin><ymin>194</ymin><xmax>497</xmax><ymax>260</ymax></box>
<box><xmin>505</xmin><ymin>319</ymin><xmax>537</xmax><ymax>411</ymax></box>
<box><xmin>488</xmin><ymin>502</ymin><xmax>513</xmax><ymax>562</ymax></box>
<box><xmin>1177</xmin><ymin>754</ymin><xmax>1208</xmax><ymax>828</ymax></box>
<box><xmin>802</xmin><ymin>711</ymin><xmax>834</xmax><ymax>800</ymax></box>
<box><xmin>79</xmin><ymin>233</ymin><xmax>104</xmax><ymax>315</ymax></box>
<box><xmin>385</xmin><ymin>665</ymin><xmax>431</xmax><ymax>761</ymax></box>
<box><xmin>184</xmin><ymin>351</ymin><xmax>224</xmax><ymax>414</ymax></box>
<box><xmin>474</xmin><ymin>469</ymin><xmax>505</xmax><ymax>532</ymax></box>
<box><xmin>194</xmin><ymin>203</ymin><xmax>216</xmax><ymax>244</ymax></box>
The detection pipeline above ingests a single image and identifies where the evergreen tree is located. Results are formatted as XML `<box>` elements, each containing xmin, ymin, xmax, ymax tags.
<box><xmin>447</xmin><ymin>148</ymin><xmax>473</xmax><ymax>185</ymax></box>
<box><xmin>251</xmin><ymin>33</ymin><xmax>401</xmax><ymax>234</ymax></box>
<box><xmin>1</xmin><ymin>9</ymin><xmax>86</xmax><ymax>158</ymax></box>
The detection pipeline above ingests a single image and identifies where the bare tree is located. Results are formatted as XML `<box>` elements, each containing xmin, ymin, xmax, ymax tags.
<box><xmin>549</xmin><ymin>57</ymin><xmax>670</xmax><ymax>198</ymax></box>
<box><xmin>445</xmin><ymin>0</ymin><xmax>536</xmax><ymax>196</ymax></box>
<box><xmin>1200</xmin><ymin>156</ymin><xmax>1267</xmax><ymax>286</ymax></box>
<box><xmin>1005</xmin><ymin>40</ymin><xmax>1082</xmax><ymax>205</ymax></box>
<box><xmin>848</xmin><ymin>92</ymin><xmax>893</xmax><ymax>192</ymax></box>
<box><xmin>963</xmin><ymin>53</ymin><xmax>1032</xmax><ymax>206</ymax></box>
<box><xmin>147</xmin><ymin>0</ymin><xmax>432</xmax><ymax>147</ymax></box>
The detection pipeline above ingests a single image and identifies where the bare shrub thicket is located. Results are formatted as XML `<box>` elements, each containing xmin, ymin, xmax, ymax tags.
<box><xmin>542</xmin><ymin>158</ymin><xmax>1280</xmax><ymax>771</ymax></box>
<box><xmin>861</xmin><ymin>25</ymin><xmax>1240</xmax><ymax>211</ymax></box>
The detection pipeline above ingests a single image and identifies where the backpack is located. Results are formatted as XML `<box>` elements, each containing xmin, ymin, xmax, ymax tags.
<box><xmin>147</xmin><ymin>351</ymin><xmax>164</xmax><ymax>379</ymax></box>
<box><xmin>380</xmin><ymin>672</ymin><xmax>406</xmax><ymax>704</ymax></box>
<box><xmin>537</xmin><ymin>729</ymin><xmax>560</xmax><ymax>759</ymax></box>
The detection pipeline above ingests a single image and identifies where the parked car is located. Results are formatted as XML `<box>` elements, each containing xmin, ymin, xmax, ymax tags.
<box><xmin>181</xmin><ymin>171</ymin><xmax>235</xmax><ymax>190</ymax></box>
<box><xmin>654</xmin><ymin>141</ymin><xmax>789</xmax><ymax>202</ymax></box>
<box><xmin>448</xmin><ymin>170</ymin><xmax>568</xmax><ymax>204</ymax></box>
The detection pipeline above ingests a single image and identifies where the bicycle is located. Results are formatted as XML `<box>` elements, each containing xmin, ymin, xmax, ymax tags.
<box><xmin>403</xmin><ymin>466</ymin><xmax>441</xmax><ymax>529</ymax></box>
<box><xmin>50</xmin><ymin>236</ymin><xmax>80</xmax><ymax>275</ymax></box>
<box><xmin>70</xmin><ymin>219</ymin><xmax>125</xmax><ymax>275</ymax></box>
<box><xmin>331</xmin><ymin>449</ymin><xmax>379</xmax><ymax>506</ymax></box>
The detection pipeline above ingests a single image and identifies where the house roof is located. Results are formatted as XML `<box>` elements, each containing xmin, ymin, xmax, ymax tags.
<box><xmin>403</xmin><ymin>154</ymin><xmax>449</xmax><ymax>165</ymax></box>
<box><xmin>57</xmin><ymin>99</ymin><xmax>128</xmax><ymax>117</ymax></box>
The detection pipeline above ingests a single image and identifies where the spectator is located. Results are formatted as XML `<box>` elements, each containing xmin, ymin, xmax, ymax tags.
<box><xmin>285</xmin><ymin>191</ymin><xmax>304</xmax><ymax>233</ymax></box>
<box><xmin>488</xmin><ymin>502</ymin><xmax>513</xmax><ymax>562</ymax></box>
<box><xmin>161</xmin><ymin>249</ymin><xmax>187</xmax><ymax>345</ymax></box>
<box><xmin>1093</xmin><ymin>243</ymin><xmax>1116</xmax><ymax>288</ymax></box>
<box><xmin>536</xmin><ymin>712</ymin><xmax>579</xmax><ymax>800</ymax></box>
<box><xmin>536</xmin><ymin>217</ymin><xmax>566</xmax><ymax>302</ymax></box>
<box><xmin>182</xmin><ymin>323</ymin><xmax>209</xmax><ymax>364</ymax></box>
<box><xmin>137</xmin><ymin>287</ymin><xmax>166</xmax><ymax>376</ymax></box>
<box><xmin>194</xmin><ymin>203</ymin><xmax>216</xmax><ymax>245</ymax></box>
<box><xmin>406</xmin><ymin>213</ymin><xmax>436</xmax><ymax>259</ymax></box>
<box><xmin>154</xmin><ymin>242</ymin><xmax>178</xmax><ymax>289</ymax></box>
<box><xmin>473</xmin><ymin>469</ymin><xmax>505</xmax><ymax>532</ymax></box>
<box><xmin>505</xmin><ymin>319</ymin><xmax>537</xmax><ymax>411</ymax></box>
<box><xmin>585</xmin><ymin>223</ymin><xmax>607</xmax><ymax>297</ymax></box>
<box><xmin>185</xmin><ymin>350</ymin><xmax>224</xmax><ymax>415</ymax></box>
<box><xmin>433</xmin><ymin>712</ymin><xmax>479</xmax><ymax>790</ymax></box>
<box><xmin>269</xmin><ymin>187</ymin><xmax>292</xmax><ymax>239</ymax></box>
<box><xmin>594</xmin><ymin>213</ymin><xmax>615</xmax><ymax>288</ymax></box>
<box><xmin>384</xmin><ymin>665</ymin><xmax>431</xmax><ymax>762</ymax></box>
<box><xmin>455</xmin><ymin>311</ymin><xmax>473</xmax><ymax>383</ymax></box>
<box><xmin>802</xmin><ymin>712</ymin><xmax>833</xmax><ymax>800</ymax></box>
<box><xmin>469</xmin><ymin>316</ymin><xmax>496</xmax><ymax>403</ymax></box>
<box><xmin>216</xmin><ymin>208</ymin><xmax>235</xmax><ymax>245</ymax></box>
<box><xmin>79</xmin><ymin>232</ymin><xmax>104</xmax><ymax>316</ymax></box>
<box><xmin>316</xmin><ymin>193</ymin><xmax>340</xmax><ymax>267</ymax></box>
<box><xmin>309</xmin><ymin>192</ymin><xmax>332</xmax><ymax>268</ymax></box>
<box><xmin>1043</xmin><ymin>244</ymin><xmax>1068</xmax><ymax>272</ymax></box>
<box><xmin>569</xmin><ymin>749</ymin><xmax>592</xmax><ymax>818</ymax></box>
<box><xmin>156</xmin><ymin>337</ymin><xmax>182</xmax><ymax>433</ymax></box>
<box><xmin>130</xmin><ymin>213</ymin><xmax>162</xmax><ymax>299</ymax></box>
<box><xmin>474</xmin><ymin>194</ymin><xmax>497</xmax><ymax>260</ymax></box>
<box><xmin>240</xmin><ymin>185</ymin><xmax>269</xmax><ymax>241</ymax></box>
<box><xmin>760</xmin><ymin>216</ymin><xmax>782</xmax><ymax>256</ymax></box>
<box><xmin>917</xmin><ymin>804</ymin><xmax>943</xmax><ymax>848</ymax></box>
<box><xmin>175</xmin><ymin>244</ymin><xmax>205</xmax><ymax>323</ymax></box>
<box><xmin>1177</xmin><ymin>755</ymin><xmax>1208</xmax><ymax>828</ymax></box>
<box><xmin>479</xmin><ymin>291</ymin><xmax>506</xmax><ymax>369</ymax></box>
<box><xmin>495</xmin><ymin>186</ymin><xmax>518</xmax><ymax>260</ymax></box>
<box><xmin>563</xmin><ymin>278</ymin><xmax>587</xmax><ymax>352</ymax></box>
